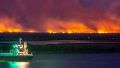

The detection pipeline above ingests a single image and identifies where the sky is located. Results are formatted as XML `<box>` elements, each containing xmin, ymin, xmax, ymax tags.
<box><xmin>0</xmin><ymin>0</ymin><xmax>120</xmax><ymax>33</ymax></box>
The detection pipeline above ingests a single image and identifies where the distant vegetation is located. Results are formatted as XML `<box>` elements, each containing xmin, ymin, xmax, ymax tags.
<box><xmin>28</xmin><ymin>43</ymin><xmax>120</xmax><ymax>54</ymax></box>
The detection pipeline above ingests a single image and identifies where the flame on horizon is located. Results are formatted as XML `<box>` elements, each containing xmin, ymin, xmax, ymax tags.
<box><xmin>0</xmin><ymin>0</ymin><xmax>119</xmax><ymax>33</ymax></box>
<box><xmin>0</xmin><ymin>17</ymin><xmax>36</xmax><ymax>33</ymax></box>
<box><xmin>0</xmin><ymin>17</ymin><xmax>120</xmax><ymax>33</ymax></box>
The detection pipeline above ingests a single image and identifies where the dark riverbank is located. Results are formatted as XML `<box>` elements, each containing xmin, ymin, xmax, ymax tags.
<box><xmin>28</xmin><ymin>43</ymin><xmax>120</xmax><ymax>53</ymax></box>
<box><xmin>0</xmin><ymin>33</ymin><xmax>120</xmax><ymax>41</ymax></box>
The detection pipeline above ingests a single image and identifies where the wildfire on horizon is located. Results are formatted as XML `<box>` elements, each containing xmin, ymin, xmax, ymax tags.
<box><xmin>0</xmin><ymin>17</ymin><xmax>36</xmax><ymax>33</ymax></box>
<box><xmin>0</xmin><ymin>0</ymin><xmax>120</xmax><ymax>34</ymax></box>
<box><xmin>0</xmin><ymin>17</ymin><xmax>120</xmax><ymax>33</ymax></box>
<box><xmin>47</xmin><ymin>22</ymin><xmax>120</xmax><ymax>34</ymax></box>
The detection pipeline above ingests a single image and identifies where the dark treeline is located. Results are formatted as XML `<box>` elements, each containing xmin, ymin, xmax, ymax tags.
<box><xmin>28</xmin><ymin>43</ymin><xmax>120</xmax><ymax>54</ymax></box>
<box><xmin>0</xmin><ymin>33</ymin><xmax>120</xmax><ymax>41</ymax></box>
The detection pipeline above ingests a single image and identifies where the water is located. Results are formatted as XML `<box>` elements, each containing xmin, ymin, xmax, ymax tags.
<box><xmin>0</xmin><ymin>41</ymin><xmax>120</xmax><ymax>68</ymax></box>
<box><xmin>1</xmin><ymin>53</ymin><xmax>120</xmax><ymax>68</ymax></box>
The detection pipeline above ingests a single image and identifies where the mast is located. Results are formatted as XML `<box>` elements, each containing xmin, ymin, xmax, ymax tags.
<box><xmin>19</xmin><ymin>38</ymin><xmax>22</xmax><ymax>45</ymax></box>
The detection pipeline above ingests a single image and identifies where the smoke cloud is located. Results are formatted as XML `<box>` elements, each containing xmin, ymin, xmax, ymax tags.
<box><xmin>0</xmin><ymin>0</ymin><xmax>120</xmax><ymax>33</ymax></box>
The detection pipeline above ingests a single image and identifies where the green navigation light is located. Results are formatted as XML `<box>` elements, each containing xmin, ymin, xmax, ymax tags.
<box><xmin>11</xmin><ymin>44</ymin><xmax>20</xmax><ymax>55</ymax></box>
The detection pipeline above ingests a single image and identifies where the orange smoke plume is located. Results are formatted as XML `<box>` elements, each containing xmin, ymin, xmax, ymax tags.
<box><xmin>46</xmin><ymin>19</ymin><xmax>96</xmax><ymax>33</ymax></box>
<box><xmin>46</xmin><ymin>19</ymin><xmax>120</xmax><ymax>33</ymax></box>
<box><xmin>0</xmin><ymin>17</ymin><xmax>120</xmax><ymax>33</ymax></box>
<box><xmin>97</xmin><ymin>21</ymin><xmax>120</xmax><ymax>33</ymax></box>
<box><xmin>0</xmin><ymin>17</ymin><xmax>36</xmax><ymax>33</ymax></box>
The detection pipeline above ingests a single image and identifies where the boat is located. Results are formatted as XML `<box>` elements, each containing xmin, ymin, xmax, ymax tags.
<box><xmin>0</xmin><ymin>38</ymin><xmax>33</xmax><ymax>62</ymax></box>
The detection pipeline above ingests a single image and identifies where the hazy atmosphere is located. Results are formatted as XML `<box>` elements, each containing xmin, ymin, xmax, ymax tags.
<box><xmin>0</xmin><ymin>1</ymin><xmax>120</xmax><ymax>68</ymax></box>
<box><xmin>0</xmin><ymin>0</ymin><xmax>120</xmax><ymax>33</ymax></box>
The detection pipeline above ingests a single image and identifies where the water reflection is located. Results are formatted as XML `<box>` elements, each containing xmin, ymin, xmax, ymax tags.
<box><xmin>9</xmin><ymin>62</ymin><xmax>29</xmax><ymax>68</ymax></box>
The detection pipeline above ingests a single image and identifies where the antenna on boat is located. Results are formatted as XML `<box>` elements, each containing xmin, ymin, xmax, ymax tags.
<box><xmin>19</xmin><ymin>38</ymin><xmax>22</xmax><ymax>45</ymax></box>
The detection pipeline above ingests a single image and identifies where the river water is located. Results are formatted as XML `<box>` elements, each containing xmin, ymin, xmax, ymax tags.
<box><xmin>0</xmin><ymin>53</ymin><xmax>120</xmax><ymax>68</ymax></box>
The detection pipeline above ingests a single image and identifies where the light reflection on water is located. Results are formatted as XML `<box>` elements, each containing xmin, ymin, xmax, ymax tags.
<box><xmin>0</xmin><ymin>62</ymin><xmax>29</xmax><ymax>68</ymax></box>
<box><xmin>1</xmin><ymin>53</ymin><xmax>120</xmax><ymax>68</ymax></box>
<box><xmin>9</xmin><ymin>62</ymin><xmax>29</xmax><ymax>68</ymax></box>
<box><xmin>17</xmin><ymin>62</ymin><xmax>29</xmax><ymax>68</ymax></box>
